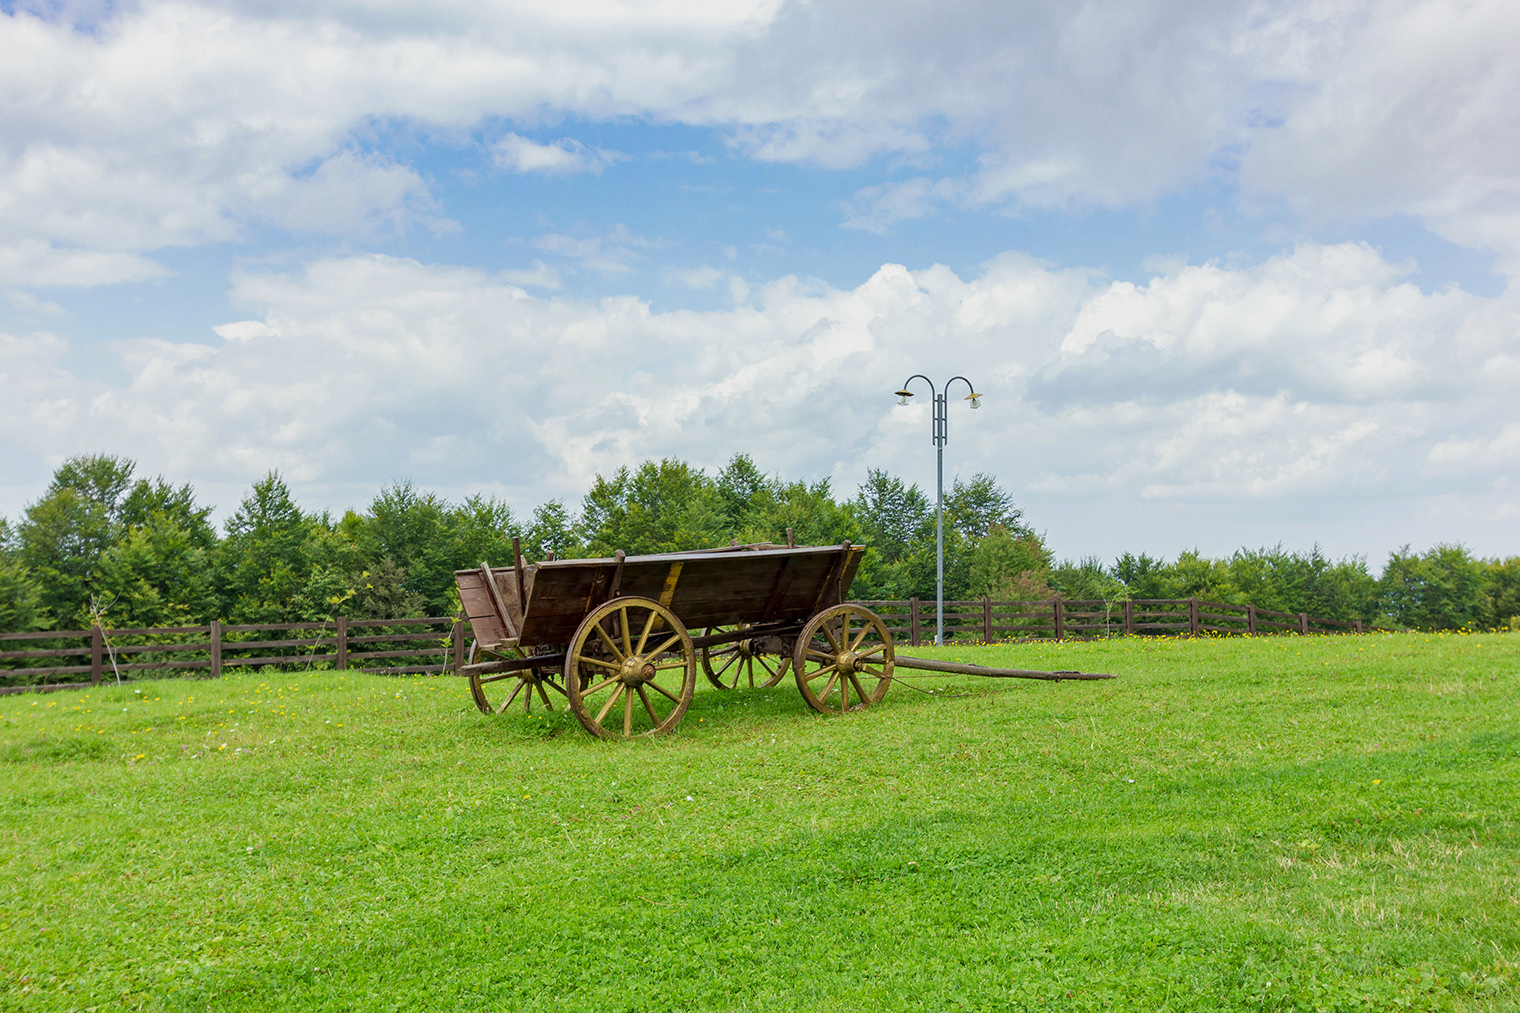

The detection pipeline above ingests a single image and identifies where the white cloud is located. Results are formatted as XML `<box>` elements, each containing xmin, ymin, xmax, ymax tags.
<box><xmin>493</xmin><ymin>133</ymin><xmax>624</xmax><ymax>174</ymax></box>
<box><xmin>0</xmin><ymin>240</ymin><xmax>169</xmax><ymax>288</ymax></box>
<box><xmin>662</xmin><ymin>265</ymin><xmax>726</xmax><ymax>289</ymax></box>
<box><xmin>2</xmin><ymin>242</ymin><xmax>1516</xmax><ymax>558</ymax></box>
<box><xmin>3</xmin><ymin>0</ymin><xmax>1518</xmax><ymax>279</ymax></box>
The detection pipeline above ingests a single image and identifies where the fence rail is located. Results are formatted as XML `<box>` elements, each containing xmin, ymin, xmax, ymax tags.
<box><xmin>0</xmin><ymin>617</ymin><xmax>463</xmax><ymax>693</ymax></box>
<box><xmin>0</xmin><ymin>596</ymin><xmax>1369</xmax><ymax>692</ymax></box>
<box><xmin>844</xmin><ymin>596</ymin><xmax>1368</xmax><ymax>647</ymax></box>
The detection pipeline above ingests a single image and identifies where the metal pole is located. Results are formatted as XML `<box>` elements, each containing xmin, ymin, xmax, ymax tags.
<box><xmin>936</xmin><ymin>438</ymin><xmax>944</xmax><ymax>646</ymax></box>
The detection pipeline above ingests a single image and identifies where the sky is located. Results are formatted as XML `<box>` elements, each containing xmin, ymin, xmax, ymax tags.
<box><xmin>1</xmin><ymin>0</ymin><xmax>1517</xmax><ymax>566</ymax></box>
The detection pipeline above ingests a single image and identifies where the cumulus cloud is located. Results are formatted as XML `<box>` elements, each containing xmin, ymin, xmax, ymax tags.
<box><xmin>2</xmin><ymin>242</ymin><xmax>1515</xmax><ymax>557</ymax></box>
<box><xmin>493</xmin><ymin>134</ymin><xmax>624</xmax><ymax>174</ymax></box>
<box><xmin>2</xmin><ymin>0</ymin><xmax>1517</xmax><ymax>279</ymax></box>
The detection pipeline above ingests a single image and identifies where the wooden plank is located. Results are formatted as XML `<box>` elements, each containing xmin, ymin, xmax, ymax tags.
<box><xmin>0</xmin><ymin>628</ymin><xmax>94</xmax><ymax>642</ymax></box>
<box><xmin>909</xmin><ymin>598</ymin><xmax>920</xmax><ymax>647</ymax></box>
<box><xmin>1053</xmin><ymin>597</ymin><xmax>1064</xmax><ymax>640</ymax></box>
<box><xmin>107</xmin><ymin>642</ymin><xmax>222</xmax><ymax>656</ymax></box>
<box><xmin>346</xmin><ymin>617</ymin><xmax>454</xmax><ymax>628</ymax></box>
<box><xmin>761</xmin><ymin>556</ymin><xmax>796</xmax><ymax>620</ymax></box>
<box><xmin>357</xmin><ymin>664</ymin><xmax>453</xmax><ymax>675</ymax></box>
<box><xmin>115</xmin><ymin>659</ymin><xmax>213</xmax><ymax>672</ymax></box>
<box><xmin>91</xmin><ymin>627</ymin><xmax>102</xmax><ymax>686</ymax></box>
<box><xmin>348</xmin><ymin>648</ymin><xmax>449</xmax><ymax>661</ymax></box>
<box><xmin>222</xmin><ymin>653</ymin><xmax>339</xmax><ymax>668</ymax></box>
<box><xmin>222</xmin><ymin>622</ymin><xmax>337</xmax><ymax>633</ymax></box>
<box><xmin>97</xmin><ymin>624</ymin><xmax>211</xmax><ymax>638</ymax></box>
<box><xmin>0</xmin><ymin>681</ymin><xmax>95</xmax><ymax>695</ymax></box>
<box><xmin>336</xmin><ymin>616</ymin><xmax>348</xmax><ymax>672</ymax></box>
<box><xmin>0</xmin><ymin>647</ymin><xmax>91</xmax><ymax>660</ymax></box>
<box><xmin>221</xmin><ymin>638</ymin><xmax>334</xmax><ymax>651</ymax></box>
<box><xmin>1124</xmin><ymin>600</ymin><xmax>1133</xmax><ymax>635</ymax></box>
<box><xmin>210</xmin><ymin>620</ymin><xmax>221</xmax><ymax>679</ymax></box>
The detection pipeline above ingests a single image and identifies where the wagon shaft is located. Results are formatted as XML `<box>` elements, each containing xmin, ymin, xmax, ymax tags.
<box><xmin>892</xmin><ymin>655</ymin><xmax>1116</xmax><ymax>681</ymax></box>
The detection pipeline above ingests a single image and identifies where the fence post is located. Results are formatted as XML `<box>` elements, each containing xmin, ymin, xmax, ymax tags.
<box><xmin>1247</xmin><ymin>604</ymin><xmax>1257</xmax><ymax>635</ymax></box>
<box><xmin>1355</xmin><ymin>619</ymin><xmax>1364</xmax><ymax>635</ymax></box>
<box><xmin>451</xmin><ymin>614</ymin><xmax>465</xmax><ymax>674</ymax></box>
<box><xmin>1053</xmin><ymin>596</ymin><xmax>1064</xmax><ymax>640</ymax></box>
<box><xmin>335</xmin><ymin>616</ymin><xmax>348</xmax><ymax>672</ymax></box>
<box><xmin>909</xmin><ymin>598</ymin><xmax>921</xmax><ymax>647</ymax></box>
<box><xmin>90</xmin><ymin>626</ymin><xmax>103</xmax><ymax>686</ymax></box>
<box><xmin>1123</xmin><ymin>599</ymin><xmax>1134</xmax><ymax>635</ymax></box>
<box><xmin>1299</xmin><ymin>612</ymin><xmax>1310</xmax><ymax>635</ymax></box>
<box><xmin>210</xmin><ymin>620</ymin><xmax>222</xmax><ymax>679</ymax></box>
<box><xmin>1189</xmin><ymin>597</ymin><xmax>1199</xmax><ymax>637</ymax></box>
<box><xmin>982</xmin><ymin>596</ymin><xmax>992</xmax><ymax>644</ymax></box>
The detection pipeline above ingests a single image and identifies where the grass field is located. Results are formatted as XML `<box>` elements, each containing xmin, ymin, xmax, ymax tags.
<box><xmin>2</xmin><ymin>632</ymin><xmax>1517</xmax><ymax>1012</ymax></box>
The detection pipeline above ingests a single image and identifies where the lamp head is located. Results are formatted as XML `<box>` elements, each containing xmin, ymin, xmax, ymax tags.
<box><xmin>894</xmin><ymin>388</ymin><xmax>914</xmax><ymax>406</ymax></box>
<box><xmin>965</xmin><ymin>392</ymin><xmax>983</xmax><ymax>409</ymax></box>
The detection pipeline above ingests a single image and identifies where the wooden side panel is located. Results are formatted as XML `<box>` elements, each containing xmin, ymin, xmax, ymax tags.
<box><xmin>455</xmin><ymin>568</ymin><xmax>532</xmax><ymax>646</ymax></box>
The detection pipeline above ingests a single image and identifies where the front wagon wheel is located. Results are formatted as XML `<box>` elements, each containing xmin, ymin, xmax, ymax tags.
<box><xmin>565</xmin><ymin>597</ymin><xmax>696</xmax><ymax>740</ymax></box>
<box><xmin>792</xmin><ymin>604</ymin><xmax>894</xmax><ymax>715</ymax></box>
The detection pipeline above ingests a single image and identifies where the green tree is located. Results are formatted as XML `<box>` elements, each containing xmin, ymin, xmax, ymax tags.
<box><xmin>0</xmin><ymin>519</ymin><xmax>50</xmax><ymax>634</ymax></box>
<box><xmin>524</xmin><ymin>501</ymin><xmax>578</xmax><ymax>561</ymax></box>
<box><xmin>1380</xmin><ymin>543</ymin><xmax>1489</xmax><ymax>630</ymax></box>
<box><xmin>716</xmin><ymin>453</ymin><xmax>768</xmax><ymax>533</ymax></box>
<box><xmin>93</xmin><ymin>512</ymin><xmax>218</xmax><ymax>629</ymax></box>
<box><xmin>967</xmin><ymin>526</ymin><xmax>1054</xmax><ymax>600</ymax></box>
<box><xmin>1486</xmin><ymin>556</ymin><xmax>1520</xmax><ymax>629</ymax></box>
<box><xmin>1111</xmin><ymin>552</ymin><xmax>1169</xmax><ymax>600</ymax></box>
<box><xmin>216</xmin><ymin>472</ymin><xmax>355</xmax><ymax>624</ymax></box>
<box><xmin>16</xmin><ymin>453</ymin><xmax>138</xmax><ymax>625</ymax></box>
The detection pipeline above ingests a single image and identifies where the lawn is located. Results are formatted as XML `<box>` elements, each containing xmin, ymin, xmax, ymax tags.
<box><xmin>1</xmin><ymin>632</ymin><xmax>1517</xmax><ymax>1012</ymax></box>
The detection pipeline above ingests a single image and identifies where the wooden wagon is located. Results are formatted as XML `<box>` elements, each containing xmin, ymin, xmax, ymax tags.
<box><xmin>456</xmin><ymin>540</ymin><xmax>1112</xmax><ymax>740</ymax></box>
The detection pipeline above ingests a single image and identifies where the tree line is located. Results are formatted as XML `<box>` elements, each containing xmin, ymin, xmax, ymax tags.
<box><xmin>2</xmin><ymin>453</ymin><xmax>1516</xmax><ymax>635</ymax></box>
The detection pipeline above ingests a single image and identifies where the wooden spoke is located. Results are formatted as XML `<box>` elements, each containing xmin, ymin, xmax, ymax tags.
<box><xmin>567</xmin><ymin>596</ymin><xmax>695</xmax><ymax>740</ymax></box>
<box><xmin>595</xmin><ymin>623</ymin><xmax>625</xmax><ymax>662</ymax></box>
<box><xmin>817</xmin><ymin>672</ymin><xmax>840</xmax><ymax>703</ymax></box>
<box><xmin>535</xmin><ymin>680</ymin><xmax>555</xmax><ymax>711</ymax></box>
<box><xmin>803</xmin><ymin>663</ymin><xmax>837</xmax><ymax>682</ymax></box>
<box><xmin>637</xmin><ymin>686</ymin><xmax>661</xmax><ymax>726</ymax></box>
<box><xmin>648</xmin><ymin>633</ymin><xmax>682</xmax><ymax>657</ymax></box>
<box><xmin>646</xmin><ymin>679</ymin><xmax>682</xmax><ymax>703</ymax></box>
<box><xmin>594</xmin><ymin>684</ymin><xmax>625</xmax><ymax>725</ymax></box>
<box><xmin>792</xmin><ymin>604</ymin><xmax>895</xmax><ymax>716</ymax></box>
<box><xmin>476</xmin><ymin>672</ymin><xmax>516</xmax><ymax>685</ymax></box>
<box><xmin>497</xmin><ymin>677</ymin><xmax>526</xmax><ymax>715</ymax></box>
<box><xmin>543</xmin><ymin>678</ymin><xmax>568</xmax><ymax>697</ymax></box>
<box><xmin>582</xmin><ymin>675</ymin><xmax>619</xmax><ymax>697</ymax></box>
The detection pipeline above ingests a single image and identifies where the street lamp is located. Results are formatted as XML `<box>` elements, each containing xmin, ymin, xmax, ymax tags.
<box><xmin>893</xmin><ymin>375</ymin><xmax>982</xmax><ymax>646</ymax></box>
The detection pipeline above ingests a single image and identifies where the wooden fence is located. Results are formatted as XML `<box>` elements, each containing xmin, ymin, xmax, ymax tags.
<box><xmin>850</xmin><ymin>596</ymin><xmax>1368</xmax><ymax>647</ymax></box>
<box><xmin>0</xmin><ymin>596</ymin><xmax>1368</xmax><ymax>693</ymax></box>
<box><xmin>0</xmin><ymin>617</ymin><xmax>463</xmax><ymax>695</ymax></box>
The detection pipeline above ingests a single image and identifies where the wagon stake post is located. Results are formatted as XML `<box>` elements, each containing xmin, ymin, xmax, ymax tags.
<box><xmin>890</xmin><ymin>655</ymin><xmax>1117</xmax><ymax>682</ymax></box>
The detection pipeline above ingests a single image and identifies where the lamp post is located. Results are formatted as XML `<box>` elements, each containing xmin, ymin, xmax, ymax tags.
<box><xmin>893</xmin><ymin>375</ymin><xmax>982</xmax><ymax>646</ymax></box>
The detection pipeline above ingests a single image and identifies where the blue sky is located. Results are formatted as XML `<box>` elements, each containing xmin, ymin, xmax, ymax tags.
<box><xmin>2</xmin><ymin>0</ymin><xmax>1517</xmax><ymax>565</ymax></box>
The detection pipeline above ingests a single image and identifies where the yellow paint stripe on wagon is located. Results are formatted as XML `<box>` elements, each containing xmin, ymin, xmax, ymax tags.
<box><xmin>658</xmin><ymin>562</ymin><xmax>684</xmax><ymax>609</ymax></box>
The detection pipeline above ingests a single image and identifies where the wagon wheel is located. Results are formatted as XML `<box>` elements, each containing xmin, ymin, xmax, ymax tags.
<box><xmin>565</xmin><ymin>596</ymin><xmax>696</xmax><ymax>740</ymax></box>
<box><xmin>701</xmin><ymin>624</ymin><xmax>790</xmax><ymax>690</ymax></box>
<box><xmin>467</xmin><ymin>642</ymin><xmax>567</xmax><ymax>716</ymax></box>
<box><xmin>792</xmin><ymin>604</ymin><xmax>894</xmax><ymax>715</ymax></box>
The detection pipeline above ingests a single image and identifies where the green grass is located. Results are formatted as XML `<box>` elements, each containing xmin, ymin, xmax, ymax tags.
<box><xmin>1</xmin><ymin>632</ymin><xmax>1517</xmax><ymax>1012</ymax></box>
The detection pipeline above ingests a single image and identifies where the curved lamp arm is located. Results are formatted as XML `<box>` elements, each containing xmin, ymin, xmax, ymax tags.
<box><xmin>894</xmin><ymin>374</ymin><xmax>935</xmax><ymax>405</ymax></box>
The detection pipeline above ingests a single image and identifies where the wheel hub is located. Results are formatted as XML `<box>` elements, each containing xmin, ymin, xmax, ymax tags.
<box><xmin>836</xmin><ymin>650</ymin><xmax>859</xmax><ymax>673</ymax></box>
<box><xmin>620</xmin><ymin>656</ymin><xmax>656</xmax><ymax>684</ymax></box>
